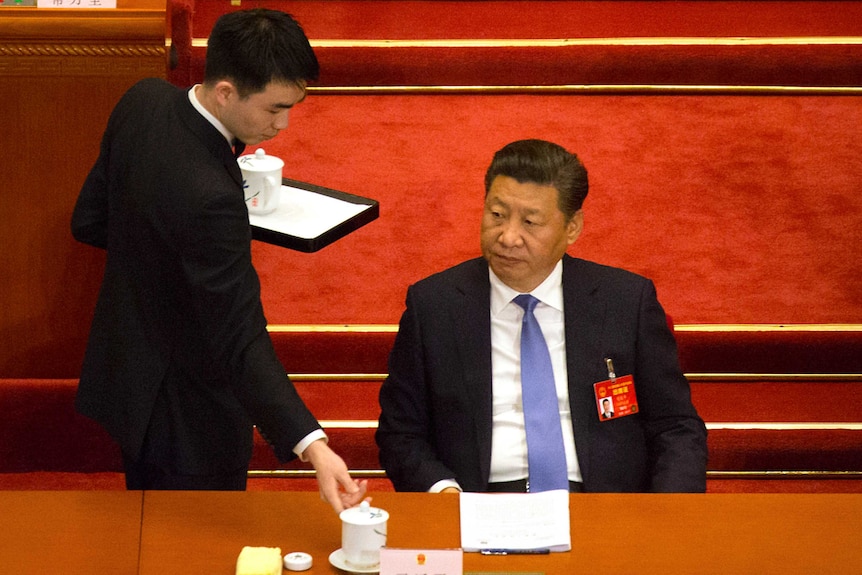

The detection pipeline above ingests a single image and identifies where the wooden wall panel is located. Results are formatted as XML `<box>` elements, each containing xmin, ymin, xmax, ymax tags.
<box><xmin>0</xmin><ymin>1</ymin><xmax>166</xmax><ymax>378</ymax></box>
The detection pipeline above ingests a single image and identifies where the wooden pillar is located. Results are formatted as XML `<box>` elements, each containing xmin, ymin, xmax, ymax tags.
<box><xmin>0</xmin><ymin>0</ymin><xmax>166</xmax><ymax>377</ymax></box>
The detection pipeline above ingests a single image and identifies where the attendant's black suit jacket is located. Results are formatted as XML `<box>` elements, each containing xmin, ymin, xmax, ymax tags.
<box><xmin>376</xmin><ymin>255</ymin><xmax>708</xmax><ymax>492</ymax></box>
<box><xmin>72</xmin><ymin>79</ymin><xmax>319</xmax><ymax>475</ymax></box>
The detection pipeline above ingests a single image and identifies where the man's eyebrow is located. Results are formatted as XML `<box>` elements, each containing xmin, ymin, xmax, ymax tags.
<box><xmin>489</xmin><ymin>198</ymin><xmax>541</xmax><ymax>217</ymax></box>
<box><xmin>487</xmin><ymin>195</ymin><xmax>508</xmax><ymax>208</ymax></box>
<box><xmin>273</xmin><ymin>91</ymin><xmax>307</xmax><ymax>110</ymax></box>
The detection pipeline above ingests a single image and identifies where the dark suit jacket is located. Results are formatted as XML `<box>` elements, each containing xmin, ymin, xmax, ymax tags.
<box><xmin>376</xmin><ymin>255</ymin><xmax>708</xmax><ymax>492</ymax></box>
<box><xmin>71</xmin><ymin>78</ymin><xmax>319</xmax><ymax>475</ymax></box>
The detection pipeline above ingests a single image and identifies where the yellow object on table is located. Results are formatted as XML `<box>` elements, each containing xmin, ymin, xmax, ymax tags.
<box><xmin>236</xmin><ymin>546</ymin><xmax>282</xmax><ymax>575</ymax></box>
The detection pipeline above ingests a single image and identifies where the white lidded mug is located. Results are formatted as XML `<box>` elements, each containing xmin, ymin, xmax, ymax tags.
<box><xmin>340</xmin><ymin>500</ymin><xmax>388</xmax><ymax>569</ymax></box>
<box><xmin>238</xmin><ymin>148</ymin><xmax>283</xmax><ymax>215</ymax></box>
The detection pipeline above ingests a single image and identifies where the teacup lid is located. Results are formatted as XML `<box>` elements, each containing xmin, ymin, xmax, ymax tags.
<box><xmin>340</xmin><ymin>500</ymin><xmax>389</xmax><ymax>525</ymax></box>
<box><xmin>238</xmin><ymin>148</ymin><xmax>284</xmax><ymax>170</ymax></box>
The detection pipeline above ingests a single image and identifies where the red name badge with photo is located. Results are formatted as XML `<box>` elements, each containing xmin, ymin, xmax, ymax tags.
<box><xmin>594</xmin><ymin>375</ymin><xmax>637</xmax><ymax>420</ymax></box>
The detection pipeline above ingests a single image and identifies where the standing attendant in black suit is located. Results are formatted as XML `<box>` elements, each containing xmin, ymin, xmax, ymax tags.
<box><xmin>376</xmin><ymin>139</ymin><xmax>707</xmax><ymax>494</ymax></box>
<box><xmin>71</xmin><ymin>9</ymin><xmax>366</xmax><ymax>512</ymax></box>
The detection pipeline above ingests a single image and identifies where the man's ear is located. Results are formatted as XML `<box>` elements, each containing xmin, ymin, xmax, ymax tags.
<box><xmin>213</xmin><ymin>80</ymin><xmax>238</xmax><ymax>106</ymax></box>
<box><xmin>566</xmin><ymin>210</ymin><xmax>584</xmax><ymax>245</ymax></box>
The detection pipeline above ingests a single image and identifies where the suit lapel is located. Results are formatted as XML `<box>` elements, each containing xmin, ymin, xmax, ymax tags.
<box><xmin>451</xmin><ymin>258</ymin><xmax>494</xmax><ymax>484</ymax></box>
<box><xmin>562</xmin><ymin>255</ymin><xmax>606</xmax><ymax>483</ymax></box>
<box><xmin>174</xmin><ymin>88</ymin><xmax>244</xmax><ymax>187</ymax></box>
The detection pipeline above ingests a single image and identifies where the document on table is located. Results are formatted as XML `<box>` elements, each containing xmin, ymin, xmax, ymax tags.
<box><xmin>459</xmin><ymin>490</ymin><xmax>571</xmax><ymax>552</ymax></box>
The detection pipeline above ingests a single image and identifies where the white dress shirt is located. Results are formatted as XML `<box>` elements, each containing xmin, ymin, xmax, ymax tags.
<box><xmin>488</xmin><ymin>260</ymin><xmax>582</xmax><ymax>484</ymax></box>
<box><xmin>188</xmin><ymin>85</ymin><xmax>235</xmax><ymax>146</ymax></box>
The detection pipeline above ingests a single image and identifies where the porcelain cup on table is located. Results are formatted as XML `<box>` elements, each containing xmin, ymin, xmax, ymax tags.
<box><xmin>340</xmin><ymin>500</ymin><xmax>389</xmax><ymax>570</ymax></box>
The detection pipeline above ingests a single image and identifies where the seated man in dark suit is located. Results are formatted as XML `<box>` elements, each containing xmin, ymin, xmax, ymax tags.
<box><xmin>376</xmin><ymin>139</ymin><xmax>707</xmax><ymax>493</ymax></box>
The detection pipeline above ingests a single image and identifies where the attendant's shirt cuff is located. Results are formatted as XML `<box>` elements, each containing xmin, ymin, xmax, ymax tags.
<box><xmin>294</xmin><ymin>429</ymin><xmax>328</xmax><ymax>461</ymax></box>
<box><xmin>429</xmin><ymin>479</ymin><xmax>462</xmax><ymax>493</ymax></box>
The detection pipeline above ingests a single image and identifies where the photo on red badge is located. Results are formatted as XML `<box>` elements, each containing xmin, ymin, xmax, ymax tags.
<box><xmin>594</xmin><ymin>375</ymin><xmax>638</xmax><ymax>420</ymax></box>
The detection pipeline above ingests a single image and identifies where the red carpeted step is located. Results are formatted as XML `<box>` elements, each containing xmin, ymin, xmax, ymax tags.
<box><xmin>270</xmin><ymin>330</ymin><xmax>862</xmax><ymax>382</ymax></box>
<box><xmin>176</xmin><ymin>42</ymin><xmax>862</xmax><ymax>88</ymax></box>
<box><xmin>691</xmin><ymin>381</ymin><xmax>862</xmax><ymax>423</ymax></box>
<box><xmin>186</xmin><ymin>1</ymin><xmax>862</xmax><ymax>40</ymax></box>
<box><xmin>251</xmin><ymin>426</ymin><xmax>381</xmax><ymax>471</ymax></box>
<box><xmin>247</xmin><ymin>476</ymin><xmax>395</xmax><ymax>491</ymax></box>
<box><xmin>679</xmin><ymin>331</ymin><xmax>862</xmax><ymax>374</ymax></box>
<box><xmin>271</xmin><ymin>330</ymin><xmax>394</xmax><ymax>374</ymax></box>
<box><xmin>706</xmin><ymin>479</ymin><xmax>862</xmax><ymax>494</ymax></box>
<box><xmin>708</xmin><ymin>429</ymin><xmax>862</xmax><ymax>472</ymax></box>
<box><xmin>294</xmin><ymin>380</ymin><xmax>382</xmax><ymax>420</ymax></box>
<box><xmin>0</xmin><ymin>472</ymin><xmax>126</xmax><ymax>491</ymax></box>
<box><xmin>0</xmin><ymin>379</ymin><xmax>122</xmax><ymax>474</ymax></box>
<box><xmin>170</xmin><ymin>1</ymin><xmax>862</xmax><ymax>87</ymax></box>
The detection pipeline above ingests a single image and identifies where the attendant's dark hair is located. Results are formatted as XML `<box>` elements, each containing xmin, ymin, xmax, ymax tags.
<box><xmin>484</xmin><ymin>139</ymin><xmax>589</xmax><ymax>219</ymax></box>
<box><xmin>204</xmin><ymin>9</ymin><xmax>319</xmax><ymax>97</ymax></box>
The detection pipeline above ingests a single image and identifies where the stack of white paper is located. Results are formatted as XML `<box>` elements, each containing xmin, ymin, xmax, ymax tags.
<box><xmin>459</xmin><ymin>490</ymin><xmax>571</xmax><ymax>552</ymax></box>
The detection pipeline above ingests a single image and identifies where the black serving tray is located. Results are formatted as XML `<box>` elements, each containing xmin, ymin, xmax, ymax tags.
<box><xmin>249</xmin><ymin>177</ymin><xmax>379</xmax><ymax>253</ymax></box>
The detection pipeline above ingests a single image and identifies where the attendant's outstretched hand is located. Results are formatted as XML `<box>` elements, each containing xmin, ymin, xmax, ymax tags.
<box><xmin>303</xmin><ymin>439</ymin><xmax>369</xmax><ymax>513</ymax></box>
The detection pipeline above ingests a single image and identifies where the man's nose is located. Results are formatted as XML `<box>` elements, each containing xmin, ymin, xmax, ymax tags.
<box><xmin>274</xmin><ymin>110</ymin><xmax>290</xmax><ymax>130</ymax></box>
<box><xmin>498</xmin><ymin>220</ymin><xmax>523</xmax><ymax>247</ymax></box>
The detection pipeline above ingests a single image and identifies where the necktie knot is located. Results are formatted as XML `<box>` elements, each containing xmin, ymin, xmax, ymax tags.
<box><xmin>513</xmin><ymin>293</ymin><xmax>539</xmax><ymax>314</ymax></box>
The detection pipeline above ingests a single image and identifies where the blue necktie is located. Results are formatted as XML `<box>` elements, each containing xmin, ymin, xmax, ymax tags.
<box><xmin>514</xmin><ymin>294</ymin><xmax>569</xmax><ymax>492</ymax></box>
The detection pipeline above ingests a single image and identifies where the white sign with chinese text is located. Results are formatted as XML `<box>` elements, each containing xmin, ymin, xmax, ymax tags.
<box><xmin>380</xmin><ymin>548</ymin><xmax>463</xmax><ymax>575</ymax></box>
<box><xmin>37</xmin><ymin>0</ymin><xmax>116</xmax><ymax>8</ymax></box>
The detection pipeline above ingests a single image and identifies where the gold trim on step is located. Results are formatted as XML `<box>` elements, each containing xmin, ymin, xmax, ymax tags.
<box><xmin>268</xmin><ymin>324</ymin><xmax>398</xmax><ymax>333</ymax></box>
<box><xmin>674</xmin><ymin>324</ymin><xmax>862</xmax><ymax>332</ymax></box>
<box><xmin>685</xmin><ymin>373</ymin><xmax>861</xmax><ymax>382</ymax></box>
<box><xmin>706</xmin><ymin>470</ymin><xmax>862</xmax><ymax>480</ymax></box>
<box><xmin>270</xmin><ymin>324</ymin><xmax>861</xmax><ymax>333</ymax></box>
<box><xmin>291</xmin><ymin>374</ymin><xmax>388</xmax><ymax>382</ymax></box>
<box><xmin>708</xmin><ymin>422</ymin><xmax>862</xmax><ymax>431</ymax></box>
<box><xmin>248</xmin><ymin>469</ymin><xmax>387</xmax><ymax>479</ymax></box>
<box><xmin>311</xmin><ymin>420</ymin><xmax>862</xmax><ymax>432</ymax></box>
<box><xmin>289</xmin><ymin>373</ymin><xmax>860</xmax><ymax>383</ymax></box>
<box><xmin>306</xmin><ymin>85</ymin><xmax>862</xmax><ymax>95</ymax></box>
<box><xmin>192</xmin><ymin>37</ymin><xmax>862</xmax><ymax>49</ymax></box>
<box><xmin>247</xmin><ymin>469</ymin><xmax>862</xmax><ymax>480</ymax></box>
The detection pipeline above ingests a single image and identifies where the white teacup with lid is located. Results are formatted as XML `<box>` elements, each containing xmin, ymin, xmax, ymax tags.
<box><xmin>238</xmin><ymin>148</ymin><xmax>283</xmax><ymax>215</ymax></box>
<box><xmin>339</xmin><ymin>500</ymin><xmax>389</xmax><ymax>569</ymax></box>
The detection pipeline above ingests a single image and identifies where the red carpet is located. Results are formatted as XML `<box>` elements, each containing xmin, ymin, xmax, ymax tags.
<box><xmin>173</xmin><ymin>1</ymin><xmax>862</xmax><ymax>87</ymax></box>
<box><xmin>248</xmin><ymin>93</ymin><xmax>862</xmax><ymax>325</ymax></box>
<box><xmin>189</xmin><ymin>1</ymin><xmax>862</xmax><ymax>39</ymax></box>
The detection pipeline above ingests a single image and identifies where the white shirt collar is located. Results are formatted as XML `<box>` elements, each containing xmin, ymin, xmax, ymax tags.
<box><xmin>489</xmin><ymin>259</ymin><xmax>564</xmax><ymax>316</ymax></box>
<box><xmin>188</xmin><ymin>84</ymin><xmax>234</xmax><ymax>146</ymax></box>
